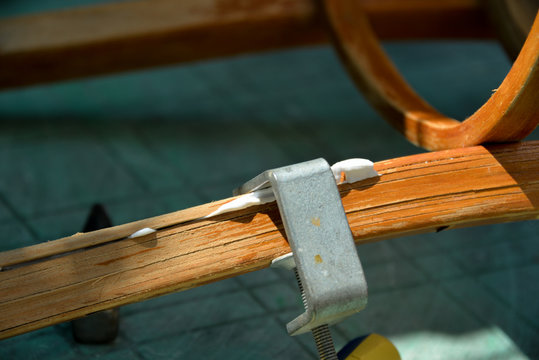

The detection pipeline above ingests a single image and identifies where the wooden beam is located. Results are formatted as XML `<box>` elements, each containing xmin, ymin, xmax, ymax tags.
<box><xmin>0</xmin><ymin>0</ymin><xmax>492</xmax><ymax>89</ymax></box>
<box><xmin>1</xmin><ymin>141</ymin><xmax>538</xmax><ymax>339</ymax></box>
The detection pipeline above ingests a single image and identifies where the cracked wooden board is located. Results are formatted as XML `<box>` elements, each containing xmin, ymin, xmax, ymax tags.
<box><xmin>0</xmin><ymin>141</ymin><xmax>538</xmax><ymax>339</ymax></box>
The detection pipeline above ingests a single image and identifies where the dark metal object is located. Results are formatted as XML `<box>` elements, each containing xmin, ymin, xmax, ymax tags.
<box><xmin>71</xmin><ymin>204</ymin><xmax>119</xmax><ymax>344</ymax></box>
<box><xmin>72</xmin><ymin>309</ymin><xmax>120</xmax><ymax>344</ymax></box>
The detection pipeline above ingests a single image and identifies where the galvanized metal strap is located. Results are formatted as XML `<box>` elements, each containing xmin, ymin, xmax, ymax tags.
<box><xmin>235</xmin><ymin>158</ymin><xmax>367</xmax><ymax>336</ymax></box>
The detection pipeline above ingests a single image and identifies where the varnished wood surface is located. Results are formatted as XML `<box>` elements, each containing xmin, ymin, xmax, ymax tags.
<box><xmin>1</xmin><ymin>141</ymin><xmax>538</xmax><ymax>339</ymax></box>
<box><xmin>324</xmin><ymin>1</ymin><xmax>539</xmax><ymax>150</ymax></box>
<box><xmin>0</xmin><ymin>0</ymin><xmax>492</xmax><ymax>89</ymax></box>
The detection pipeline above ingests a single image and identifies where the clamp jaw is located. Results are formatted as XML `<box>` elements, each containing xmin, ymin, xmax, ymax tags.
<box><xmin>235</xmin><ymin>158</ymin><xmax>368</xmax><ymax>336</ymax></box>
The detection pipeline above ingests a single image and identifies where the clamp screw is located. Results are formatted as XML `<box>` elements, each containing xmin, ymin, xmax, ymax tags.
<box><xmin>294</xmin><ymin>269</ymin><xmax>338</xmax><ymax>360</ymax></box>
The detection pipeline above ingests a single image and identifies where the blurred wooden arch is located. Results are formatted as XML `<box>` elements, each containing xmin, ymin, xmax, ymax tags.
<box><xmin>324</xmin><ymin>1</ymin><xmax>539</xmax><ymax>150</ymax></box>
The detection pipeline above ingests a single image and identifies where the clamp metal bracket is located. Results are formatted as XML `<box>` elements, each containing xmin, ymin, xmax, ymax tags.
<box><xmin>234</xmin><ymin>158</ymin><xmax>367</xmax><ymax>336</ymax></box>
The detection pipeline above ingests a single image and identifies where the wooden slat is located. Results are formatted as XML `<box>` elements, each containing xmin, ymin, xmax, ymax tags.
<box><xmin>0</xmin><ymin>0</ymin><xmax>492</xmax><ymax>89</ymax></box>
<box><xmin>1</xmin><ymin>141</ymin><xmax>538</xmax><ymax>339</ymax></box>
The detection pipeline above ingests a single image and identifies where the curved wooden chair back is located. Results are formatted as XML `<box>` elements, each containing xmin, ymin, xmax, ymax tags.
<box><xmin>324</xmin><ymin>1</ymin><xmax>539</xmax><ymax>150</ymax></box>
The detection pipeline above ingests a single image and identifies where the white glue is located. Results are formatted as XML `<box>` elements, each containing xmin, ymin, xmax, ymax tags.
<box><xmin>204</xmin><ymin>187</ymin><xmax>275</xmax><ymax>218</ymax></box>
<box><xmin>128</xmin><ymin>227</ymin><xmax>157</xmax><ymax>238</ymax></box>
<box><xmin>205</xmin><ymin>158</ymin><xmax>379</xmax><ymax>219</ymax></box>
<box><xmin>331</xmin><ymin>158</ymin><xmax>379</xmax><ymax>184</ymax></box>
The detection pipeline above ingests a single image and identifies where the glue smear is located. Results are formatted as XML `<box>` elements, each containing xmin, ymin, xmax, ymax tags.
<box><xmin>205</xmin><ymin>159</ymin><xmax>378</xmax><ymax>218</ymax></box>
<box><xmin>128</xmin><ymin>227</ymin><xmax>156</xmax><ymax>238</ymax></box>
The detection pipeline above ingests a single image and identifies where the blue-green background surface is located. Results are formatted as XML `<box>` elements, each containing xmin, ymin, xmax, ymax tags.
<box><xmin>1</xmin><ymin>2</ymin><xmax>538</xmax><ymax>359</ymax></box>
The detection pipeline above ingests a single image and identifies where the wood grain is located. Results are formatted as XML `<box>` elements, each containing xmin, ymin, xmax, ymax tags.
<box><xmin>324</xmin><ymin>1</ymin><xmax>539</xmax><ymax>150</ymax></box>
<box><xmin>1</xmin><ymin>141</ymin><xmax>538</xmax><ymax>339</ymax></box>
<box><xmin>0</xmin><ymin>0</ymin><xmax>492</xmax><ymax>89</ymax></box>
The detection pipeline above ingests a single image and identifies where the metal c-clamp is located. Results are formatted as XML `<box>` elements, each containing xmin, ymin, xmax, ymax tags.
<box><xmin>234</xmin><ymin>158</ymin><xmax>368</xmax><ymax>346</ymax></box>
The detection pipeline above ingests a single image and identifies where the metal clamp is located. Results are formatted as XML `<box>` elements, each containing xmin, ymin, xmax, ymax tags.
<box><xmin>235</xmin><ymin>158</ymin><xmax>368</xmax><ymax>336</ymax></box>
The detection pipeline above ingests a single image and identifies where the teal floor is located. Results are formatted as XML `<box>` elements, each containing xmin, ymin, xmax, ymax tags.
<box><xmin>0</xmin><ymin>9</ymin><xmax>538</xmax><ymax>359</ymax></box>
